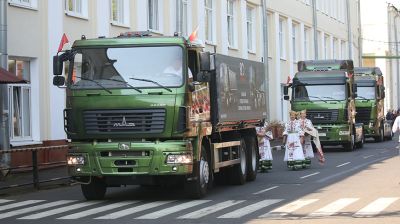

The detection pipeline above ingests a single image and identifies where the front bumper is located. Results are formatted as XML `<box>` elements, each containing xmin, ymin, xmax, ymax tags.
<box><xmin>67</xmin><ymin>140</ymin><xmax>194</xmax><ymax>177</ymax></box>
<box><xmin>314</xmin><ymin>124</ymin><xmax>352</xmax><ymax>145</ymax></box>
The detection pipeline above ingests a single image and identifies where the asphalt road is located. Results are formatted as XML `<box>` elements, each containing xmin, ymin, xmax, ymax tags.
<box><xmin>0</xmin><ymin>137</ymin><xmax>399</xmax><ymax>224</ymax></box>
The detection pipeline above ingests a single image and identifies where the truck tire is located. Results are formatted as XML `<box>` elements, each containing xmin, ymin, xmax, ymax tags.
<box><xmin>374</xmin><ymin>125</ymin><xmax>384</xmax><ymax>142</ymax></box>
<box><xmin>81</xmin><ymin>177</ymin><xmax>107</xmax><ymax>200</ymax></box>
<box><xmin>244</xmin><ymin>136</ymin><xmax>258</xmax><ymax>182</ymax></box>
<box><xmin>344</xmin><ymin>134</ymin><xmax>355</xmax><ymax>151</ymax></box>
<box><xmin>230</xmin><ymin>139</ymin><xmax>247</xmax><ymax>185</ymax></box>
<box><xmin>185</xmin><ymin>146</ymin><xmax>210</xmax><ymax>199</ymax></box>
<box><xmin>356</xmin><ymin>132</ymin><xmax>364</xmax><ymax>149</ymax></box>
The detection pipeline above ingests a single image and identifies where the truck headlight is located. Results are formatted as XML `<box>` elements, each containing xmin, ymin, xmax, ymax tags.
<box><xmin>67</xmin><ymin>156</ymin><xmax>85</xmax><ymax>165</ymax></box>
<box><xmin>166</xmin><ymin>153</ymin><xmax>193</xmax><ymax>164</ymax></box>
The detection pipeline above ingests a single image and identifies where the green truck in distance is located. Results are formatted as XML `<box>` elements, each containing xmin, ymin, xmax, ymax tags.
<box><xmin>52</xmin><ymin>32</ymin><xmax>267</xmax><ymax>200</ymax></box>
<box><xmin>284</xmin><ymin>60</ymin><xmax>364</xmax><ymax>151</ymax></box>
<box><xmin>354</xmin><ymin>67</ymin><xmax>392</xmax><ymax>141</ymax></box>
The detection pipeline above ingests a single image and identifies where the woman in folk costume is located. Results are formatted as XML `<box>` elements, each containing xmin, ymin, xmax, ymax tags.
<box><xmin>282</xmin><ymin>111</ymin><xmax>305</xmax><ymax>170</ymax></box>
<box><xmin>256</xmin><ymin>121</ymin><xmax>273</xmax><ymax>172</ymax></box>
<box><xmin>298</xmin><ymin>110</ymin><xmax>314</xmax><ymax>168</ymax></box>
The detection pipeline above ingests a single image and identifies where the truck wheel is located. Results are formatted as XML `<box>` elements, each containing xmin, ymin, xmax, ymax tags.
<box><xmin>356</xmin><ymin>133</ymin><xmax>364</xmax><ymax>149</ymax></box>
<box><xmin>230</xmin><ymin>139</ymin><xmax>247</xmax><ymax>185</ymax></box>
<box><xmin>244</xmin><ymin>136</ymin><xmax>258</xmax><ymax>182</ymax></box>
<box><xmin>185</xmin><ymin>146</ymin><xmax>210</xmax><ymax>198</ymax></box>
<box><xmin>81</xmin><ymin>177</ymin><xmax>107</xmax><ymax>200</ymax></box>
<box><xmin>344</xmin><ymin>134</ymin><xmax>355</xmax><ymax>151</ymax></box>
<box><xmin>375</xmin><ymin>125</ymin><xmax>384</xmax><ymax>142</ymax></box>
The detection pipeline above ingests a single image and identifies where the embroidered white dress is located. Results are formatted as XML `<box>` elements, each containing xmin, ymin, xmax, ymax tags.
<box><xmin>256</xmin><ymin>122</ymin><xmax>273</xmax><ymax>161</ymax></box>
<box><xmin>299</xmin><ymin>118</ymin><xmax>315</xmax><ymax>159</ymax></box>
<box><xmin>283</xmin><ymin>120</ymin><xmax>305</xmax><ymax>161</ymax></box>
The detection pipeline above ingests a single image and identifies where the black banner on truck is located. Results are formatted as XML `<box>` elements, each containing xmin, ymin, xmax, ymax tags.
<box><xmin>215</xmin><ymin>54</ymin><xmax>267</xmax><ymax>123</ymax></box>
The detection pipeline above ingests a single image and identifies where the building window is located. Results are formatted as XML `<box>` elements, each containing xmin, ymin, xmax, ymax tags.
<box><xmin>304</xmin><ymin>27</ymin><xmax>309</xmax><ymax>60</ymax></box>
<box><xmin>341</xmin><ymin>40</ymin><xmax>347</xmax><ymax>59</ymax></box>
<box><xmin>292</xmin><ymin>23</ymin><xmax>297</xmax><ymax>62</ymax></box>
<box><xmin>205</xmin><ymin>0</ymin><xmax>215</xmax><ymax>43</ymax></box>
<box><xmin>8</xmin><ymin>0</ymin><xmax>38</xmax><ymax>9</ymax></box>
<box><xmin>65</xmin><ymin>0</ymin><xmax>88</xmax><ymax>18</ymax></box>
<box><xmin>324</xmin><ymin>35</ymin><xmax>329</xmax><ymax>59</ymax></box>
<box><xmin>279</xmin><ymin>18</ymin><xmax>286</xmax><ymax>59</ymax></box>
<box><xmin>148</xmin><ymin>0</ymin><xmax>159</xmax><ymax>31</ymax></box>
<box><xmin>7</xmin><ymin>59</ymin><xmax>31</xmax><ymax>141</ymax></box>
<box><xmin>111</xmin><ymin>0</ymin><xmax>129</xmax><ymax>26</ymax></box>
<box><xmin>246</xmin><ymin>6</ymin><xmax>255</xmax><ymax>52</ymax></box>
<box><xmin>227</xmin><ymin>0</ymin><xmax>236</xmax><ymax>48</ymax></box>
<box><xmin>333</xmin><ymin>38</ymin><xmax>338</xmax><ymax>59</ymax></box>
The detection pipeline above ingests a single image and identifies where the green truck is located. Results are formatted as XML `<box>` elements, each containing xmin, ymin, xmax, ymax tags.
<box><xmin>354</xmin><ymin>67</ymin><xmax>392</xmax><ymax>141</ymax></box>
<box><xmin>52</xmin><ymin>32</ymin><xmax>267</xmax><ymax>200</ymax></box>
<box><xmin>283</xmin><ymin>60</ymin><xmax>363</xmax><ymax>151</ymax></box>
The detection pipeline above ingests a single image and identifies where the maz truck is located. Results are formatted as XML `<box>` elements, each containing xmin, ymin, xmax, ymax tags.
<box><xmin>52</xmin><ymin>32</ymin><xmax>267</xmax><ymax>200</ymax></box>
<box><xmin>354</xmin><ymin>67</ymin><xmax>392</xmax><ymax>141</ymax></box>
<box><xmin>283</xmin><ymin>60</ymin><xmax>363</xmax><ymax>151</ymax></box>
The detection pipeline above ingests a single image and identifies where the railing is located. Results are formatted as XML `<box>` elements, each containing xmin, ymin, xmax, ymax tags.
<box><xmin>0</xmin><ymin>145</ymin><xmax>70</xmax><ymax>190</ymax></box>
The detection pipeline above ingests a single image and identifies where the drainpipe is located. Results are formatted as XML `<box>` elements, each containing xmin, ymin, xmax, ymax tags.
<box><xmin>346</xmin><ymin>0</ymin><xmax>353</xmax><ymax>60</ymax></box>
<box><xmin>262</xmin><ymin>0</ymin><xmax>270</xmax><ymax>118</ymax></box>
<box><xmin>176</xmin><ymin>0</ymin><xmax>182</xmax><ymax>35</ymax></box>
<box><xmin>357</xmin><ymin>0</ymin><xmax>362</xmax><ymax>66</ymax></box>
<box><xmin>312</xmin><ymin>0</ymin><xmax>318</xmax><ymax>59</ymax></box>
<box><xmin>0</xmin><ymin>0</ymin><xmax>10</xmax><ymax>173</ymax></box>
<box><xmin>394</xmin><ymin>13</ymin><xmax>400</xmax><ymax>108</ymax></box>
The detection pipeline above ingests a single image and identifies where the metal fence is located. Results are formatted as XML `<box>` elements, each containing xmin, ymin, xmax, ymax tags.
<box><xmin>0</xmin><ymin>145</ymin><xmax>70</xmax><ymax>190</ymax></box>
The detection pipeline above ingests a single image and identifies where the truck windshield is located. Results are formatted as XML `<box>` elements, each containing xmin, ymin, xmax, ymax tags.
<box><xmin>293</xmin><ymin>84</ymin><xmax>346</xmax><ymax>101</ymax></box>
<box><xmin>356</xmin><ymin>86</ymin><xmax>376</xmax><ymax>100</ymax></box>
<box><xmin>68</xmin><ymin>46</ymin><xmax>184</xmax><ymax>90</ymax></box>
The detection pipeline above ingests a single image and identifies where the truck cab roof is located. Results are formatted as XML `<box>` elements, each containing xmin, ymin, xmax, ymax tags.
<box><xmin>294</xmin><ymin>70</ymin><xmax>347</xmax><ymax>85</ymax></box>
<box><xmin>354</xmin><ymin>67</ymin><xmax>382</xmax><ymax>76</ymax></box>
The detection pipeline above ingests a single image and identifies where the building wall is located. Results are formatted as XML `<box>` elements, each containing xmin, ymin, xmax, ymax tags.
<box><xmin>6</xmin><ymin>0</ymin><xmax>361</xmax><ymax>147</ymax></box>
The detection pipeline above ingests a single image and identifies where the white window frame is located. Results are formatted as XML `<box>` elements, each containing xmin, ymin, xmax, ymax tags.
<box><xmin>65</xmin><ymin>0</ymin><xmax>89</xmax><ymax>19</ymax></box>
<box><xmin>324</xmin><ymin>34</ymin><xmax>329</xmax><ymax>59</ymax></box>
<box><xmin>205</xmin><ymin>0</ymin><xmax>216</xmax><ymax>44</ymax></box>
<box><xmin>341</xmin><ymin>40</ymin><xmax>347</xmax><ymax>59</ymax></box>
<box><xmin>181</xmin><ymin>0</ymin><xmax>192</xmax><ymax>37</ymax></box>
<box><xmin>8</xmin><ymin>84</ymin><xmax>32</xmax><ymax>141</ymax></box>
<box><xmin>246</xmin><ymin>5</ymin><xmax>256</xmax><ymax>53</ymax></box>
<box><xmin>304</xmin><ymin>27</ymin><xmax>309</xmax><ymax>60</ymax></box>
<box><xmin>148</xmin><ymin>0</ymin><xmax>160</xmax><ymax>32</ymax></box>
<box><xmin>292</xmin><ymin>23</ymin><xmax>298</xmax><ymax>62</ymax></box>
<box><xmin>8</xmin><ymin>0</ymin><xmax>38</xmax><ymax>10</ymax></box>
<box><xmin>227</xmin><ymin>0</ymin><xmax>237</xmax><ymax>49</ymax></box>
<box><xmin>111</xmin><ymin>0</ymin><xmax>130</xmax><ymax>27</ymax></box>
<box><xmin>333</xmin><ymin>37</ymin><xmax>338</xmax><ymax>59</ymax></box>
<box><xmin>279</xmin><ymin>18</ymin><xmax>286</xmax><ymax>60</ymax></box>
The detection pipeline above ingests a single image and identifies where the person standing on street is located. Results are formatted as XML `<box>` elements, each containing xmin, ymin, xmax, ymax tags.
<box><xmin>392</xmin><ymin>115</ymin><xmax>400</xmax><ymax>147</ymax></box>
<box><xmin>282</xmin><ymin>111</ymin><xmax>305</xmax><ymax>170</ymax></box>
<box><xmin>256</xmin><ymin>121</ymin><xmax>273</xmax><ymax>172</ymax></box>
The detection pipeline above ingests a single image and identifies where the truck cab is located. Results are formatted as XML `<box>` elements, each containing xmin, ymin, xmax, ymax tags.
<box><xmin>284</xmin><ymin>60</ymin><xmax>363</xmax><ymax>151</ymax></box>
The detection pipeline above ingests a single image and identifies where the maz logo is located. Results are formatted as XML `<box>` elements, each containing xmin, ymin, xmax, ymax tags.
<box><xmin>113</xmin><ymin>116</ymin><xmax>136</xmax><ymax>127</ymax></box>
<box><xmin>314</xmin><ymin>113</ymin><xmax>325</xmax><ymax>119</ymax></box>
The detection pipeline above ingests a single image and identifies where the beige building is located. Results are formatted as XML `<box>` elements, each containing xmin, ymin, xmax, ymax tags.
<box><xmin>4</xmin><ymin>0</ymin><xmax>361</xmax><ymax>153</ymax></box>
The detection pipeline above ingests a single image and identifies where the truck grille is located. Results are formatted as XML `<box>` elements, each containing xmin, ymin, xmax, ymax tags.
<box><xmin>306</xmin><ymin>109</ymin><xmax>339</xmax><ymax>123</ymax></box>
<box><xmin>83</xmin><ymin>109</ymin><xmax>166</xmax><ymax>134</ymax></box>
<box><xmin>355</xmin><ymin>107</ymin><xmax>371</xmax><ymax>125</ymax></box>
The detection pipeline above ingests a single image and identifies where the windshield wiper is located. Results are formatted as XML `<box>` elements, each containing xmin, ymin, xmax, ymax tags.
<box><xmin>308</xmin><ymin>96</ymin><xmax>328</xmax><ymax>103</ymax></box>
<box><xmin>102</xmin><ymin>78</ymin><xmax>142</xmax><ymax>93</ymax></box>
<box><xmin>129</xmin><ymin>77</ymin><xmax>172</xmax><ymax>92</ymax></box>
<box><xmin>356</xmin><ymin>96</ymin><xmax>370</xmax><ymax>101</ymax></box>
<box><xmin>322</xmin><ymin>96</ymin><xmax>341</xmax><ymax>102</ymax></box>
<box><xmin>74</xmin><ymin>76</ymin><xmax>112</xmax><ymax>94</ymax></box>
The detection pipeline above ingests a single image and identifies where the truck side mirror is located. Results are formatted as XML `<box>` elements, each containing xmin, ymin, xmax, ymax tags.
<box><xmin>53</xmin><ymin>55</ymin><xmax>63</xmax><ymax>76</ymax></box>
<box><xmin>284</xmin><ymin>86</ymin><xmax>289</xmax><ymax>95</ymax></box>
<box><xmin>352</xmin><ymin>83</ymin><xmax>357</xmax><ymax>94</ymax></box>
<box><xmin>284</xmin><ymin>95</ymin><xmax>290</xmax><ymax>101</ymax></box>
<box><xmin>196</xmin><ymin>72</ymin><xmax>211</xmax><ymax>82</ymax></box>
<box><xmin>199</xmin><ymin>52</ymin><xmax>215</xmax><ymax>71</ymax></box>
<box><xmin>53</xmin><ymin>76</ymin><xmax>65</xmax><ymax>86</ymax></box>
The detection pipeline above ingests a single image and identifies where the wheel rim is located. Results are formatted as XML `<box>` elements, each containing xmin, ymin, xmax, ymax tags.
<box><xmin>199</xmin><ymin>157</ymin><xmax>209</xmax><ymax>188</ymax></box>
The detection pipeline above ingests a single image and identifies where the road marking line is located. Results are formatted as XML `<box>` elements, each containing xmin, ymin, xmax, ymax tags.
<box><xmin>354</xmin><ymin>197</ymin><xmax>399</xmax><ymax>217</ymax></box>
<box><xmin>259</xmin><ymin>199</ymin><xmax>319</xmax><ymax>218</ymax></box>
<box><xmin>58</xmin><ymin>201</ymin><xmax>139</xmax><ymax>219</ymax></box>
<box><xmin>18</xmin><ymin>201</ymin><xmax>103</xmax><ymax>219</ymax></box>
<box><xmin>300</xmin><ymin>172</ymin><xmax>320</xmax><ymax>179</ymax></box>
<box><xmin>0</xmin><ymin>200</ymin><xmax>13</xmax><ymax>204</ymax></box>
<box><xmin>218</xmin><ymin>199</ymin><xmax>283</xmax><ymax>219</ymax></box>
<box><xmin>380</xmin><ymin>150</ymin><xmax>389</xmax><ymax>154</ymax></box>
<box><xmin>135</xmin><ymin>200</ymin><xmax>210</xmax><ymax>219</ymax></box>
<box><xmin>178</xmin><ymin>200</ymin><xmax>244</xmax><ymax>219</ymax></box>
<box><xmin>95</xmin><ymin>201</ymin><xmax>174</xmax><ymax>219</ymax></box>
<box><xmin>336</xmin><ymin>162</ymin><xmax>351</xmax><ymax>168</ymax></box>
<box><xmin>363</xmin><ymin>155</ymin><xmax>374</xmax><ymax>159</ymax></box>
<box><xmin>0</xmin><ymin>200</ymin><xmax>45</xmax><ymax>211</ymax></box>
<box><xmin>0</xmin><ymin>200</ymin><xmax>76</xmax><ymax>219</ymax></box>
<box><xmin>253</xmin><ymin>186</ymin><xmax>279</xmax><ymax>195</ymax></box>
<box><xmin>308</xmin><ymin>198</ymin><xmax>359</xmax><ymax>217</ymax></box>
